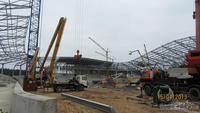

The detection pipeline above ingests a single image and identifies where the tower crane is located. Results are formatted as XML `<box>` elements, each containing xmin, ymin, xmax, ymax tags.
<box><xmin>95</xmin><ymin>51</ymin><xmax>114</xmax><ymax>62</ymax></box>
<box><xmin>88</xmin><ymin>37</ymin><xmax>109</xmax><ymax>62</ymax></box>
<box><xmin>88</xmin><ymin>37</ymin><xmax>110</xmax><ymax>76</ymax></box>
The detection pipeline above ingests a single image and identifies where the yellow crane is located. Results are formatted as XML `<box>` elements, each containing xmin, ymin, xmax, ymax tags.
<box><xmin>24</xmin><ymin>17</ymin><xmax>66</xmax><ymax>91</ymax></box>
<box><xmin>39</xmin><ymin>17</ymin><xmax>66</xmax><ymax>85</ymax></box>
<box><xmin>23</xmin><ymin>47</ymin><xmax>40</xmax><ymax>91</ymax></box>
<box><xmin>129</xmin><ymin>50</ymin><xmax>149</xmax><ymax>70</ymax></box>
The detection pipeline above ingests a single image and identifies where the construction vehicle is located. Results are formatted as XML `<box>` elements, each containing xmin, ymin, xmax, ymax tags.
<box><xmin>38</xmin><ymin>17</ymin><xmax>86</xmax><ymax>92</ymax></box>
<box><xmin>23</xmin><ymin>17</ymin><xmax>67</xmax><ymax>91</ymax></box>
<box><xmin>39</xmin><ymin>17</ymin><xmax>66</xmax><ymax>86</ymax></box>
<box><xmin>53</xmin><ymin>74</ymin><xmax>87</xmax><ymax>92</ymax></box>
<box><xmin>128</xmin><ymin>50</ymin><xmax>161</xmax><ymax>84</ymax></box>
<box><xmin>23</xmin><ymin>47</ymin><xmax>40</xmax><ymax>91</ymax></box>
<box><xmin>139</xmin><ymin>0</ymin><xmax>200</xmax><ymax>100</ymax></box>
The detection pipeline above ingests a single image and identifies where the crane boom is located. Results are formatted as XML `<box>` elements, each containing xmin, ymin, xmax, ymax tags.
<box><xmin>129</xmin><ymin>50</ymin><xmax>149</xmax><ymax>70</ymax></box>
<box><xmin>48</xmin><ymin>18</ymin><xmax>66</xmax><ymax>84</ymax></box>
<box><xmin>40</xmin><ymin>17</ymin><xmax>66</xmax><ymax>84</ymax></box>
<box><xmin>195</xmin><ymin>0</ymin><xmax>200</xmax><ymax>49</ymax></box>
<box><xmin>89</xmin><ymin>37</ymin><xmax>107</xmax><ymax>52</ymax></box>
<box><xmin>185</xmin><ymin>0</ymin><xmax>200</xmax><ymax>76</ymax></box>
<box><xmin>39</xmin><ymin>18</ymin><xmax>63</xmax><ymax>73</ymax></box>
<box><xmin>95</xmin><ymin>51</ymin><xmax>114</xmax><ymax>61</ymax></box>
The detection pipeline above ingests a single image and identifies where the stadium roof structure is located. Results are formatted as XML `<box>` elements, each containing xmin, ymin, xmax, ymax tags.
<box><xmin>113</xmin><ymin>36</ymin><xmax>196</xmax><ymax>71</ymax></box>
<box><xmin>56</xmin><ymin>57</ymin><xmax>113</xmax><ymax>66</ymax></box>
<box><xmin>0</xmin><ymin>0</ymin><xmax>31</xmax><ymax>65</ymax></box>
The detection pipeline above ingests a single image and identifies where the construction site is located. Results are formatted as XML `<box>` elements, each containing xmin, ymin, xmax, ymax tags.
<box><xmin>1</xmin><ymin>0</ymin><xmax>200</xmax><ymax>113</ymax></box>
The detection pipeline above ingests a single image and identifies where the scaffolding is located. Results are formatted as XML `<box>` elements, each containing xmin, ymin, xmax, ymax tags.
<box><xmin>0</xmin><ymin>0</ymin><xmax>41</xmax><ymax>69</ymax></box>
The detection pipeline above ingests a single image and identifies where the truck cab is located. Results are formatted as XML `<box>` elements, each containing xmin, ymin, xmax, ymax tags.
<box><xmin>76</xmin><ymin>75</ymin><xmax>88</xmax><ymax>87</ymax></box>
<box><xmin>186</xmin><ymin>49</ymin><xmax>200</xmax><ymax>76</ymax></box>
<box><xmin>140</xmin><ymin>70</ymin><xmax>162</xmax><ymax>79</ymax></box>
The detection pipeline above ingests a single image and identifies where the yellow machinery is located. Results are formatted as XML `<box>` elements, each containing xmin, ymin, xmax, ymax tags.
<box><xmin>129</xmin><ymin>50</ymin><xmax>149</xmax><ymax>70</ymax></box>
<box><xmin>39</xmin><ymin>17</ymin><xmax>66</xmax><ymax>85</ymax></box>
<box><xmin>23</xmin><ymin>17</ymin><xmax>66</xmax><ymax>91</ymax></box>
<box><xmin>127</xmin><ymin>50</ymin><xmax>149</xmax><ymax>84</ymax></box>
<box><xmin>23</xmin><ymin>47</ymin><xmax>40</xmax><ymax>91</ymax></box>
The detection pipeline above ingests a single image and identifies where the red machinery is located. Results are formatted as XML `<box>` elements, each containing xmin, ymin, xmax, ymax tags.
<box><xmin>74</xmin><ymin>50</ymin><xmax>82</xmax><ymax>59</ymax></box>
<box><xmin>186</xmin><ymin>0</ymin><xmax>200</xmax><ymax>76</ymax></box>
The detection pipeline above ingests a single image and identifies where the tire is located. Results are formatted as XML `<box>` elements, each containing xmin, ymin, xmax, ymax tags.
<box><xmin>144</xmin><ymin>85</ymin><xmax>152</xmax><ymax>96</ymax></box>
<box><xmin>188</xmin><ymin>88</ymin><xmax>200</xmax><ymax>100</ymax></box>
<box><xmin>79</xmin><ymin>85</ymin><xmax>84</xmax><ymax>91</ymax></box>
<box><xmin>56</xmin><ymin>86</ymin><xmax>63</xmax><ymax>93</ymax></box>
<box><xmin>75</xmin><ymin>85</ymin><xmax>84</xmax><ymax>91</ymax></box>
<box><xmin>53</xmin><ymin>87</ymin><xmax>57</xmax><ymax>92</ymax></box>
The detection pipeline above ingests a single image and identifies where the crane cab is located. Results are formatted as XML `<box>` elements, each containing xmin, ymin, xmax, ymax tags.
<box><xmin>76</xmin><ymin>75</ymin><xmax>88</xmax><ymax>87</ymax></box>
<box><xmin>186</xmin><ymin>49</ymin><xmax>200</xmax><ymax>75</ymax></box>
<box><xmin>186</xmin><ymin>50</ymin><xmax>200</xmax><ymax>66</ymax></box>
<box><xmin>140</xmin><ymin>70</ymin><xmax>161</xmax><ymax>79</ymax></box>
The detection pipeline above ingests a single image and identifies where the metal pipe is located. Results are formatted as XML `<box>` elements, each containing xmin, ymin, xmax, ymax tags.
<box><xmin>61</xmin><ymin>93</ymin><xmax>115</xmax><ymax>113</ymax></box>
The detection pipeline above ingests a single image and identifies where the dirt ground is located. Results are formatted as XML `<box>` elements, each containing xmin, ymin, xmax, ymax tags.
<box><xmin>33</xmin><ymin>87</ymin><xmax>200</xmax><ymax>113</ymax></box>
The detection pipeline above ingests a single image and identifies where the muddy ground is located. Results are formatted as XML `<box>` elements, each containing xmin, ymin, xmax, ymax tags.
<box><xmin>33</xmin><ymin>87</ymin><xmax>200</xmax><ymax>113</ymax></box>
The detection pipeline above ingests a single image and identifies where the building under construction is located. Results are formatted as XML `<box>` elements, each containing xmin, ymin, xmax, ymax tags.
<box><xmin>0</xmin><ymin>0</ymin><xmax>200</xmax><ymax>113</ymax></box>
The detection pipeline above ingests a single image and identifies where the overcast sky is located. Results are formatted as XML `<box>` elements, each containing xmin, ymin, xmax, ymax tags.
<box><xmin>39</xmin><ymin>0</ymin><xmax>195</xmax><ymax>62</ymax></box>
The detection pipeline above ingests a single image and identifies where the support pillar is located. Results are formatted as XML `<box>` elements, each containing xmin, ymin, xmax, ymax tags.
<box><xmin>1</xmin><ymin>64</ymin><xmax>4</xmax><ymax>74</ymax></box>
<box><xmin>19</xmin><ymin>65</ymin><xmax>22</xmax><ymax>76</ymax></box>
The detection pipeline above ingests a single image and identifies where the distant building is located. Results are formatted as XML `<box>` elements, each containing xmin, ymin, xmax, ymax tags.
<box><xmin>54</xmin><ymin>57</ymin><xmax>115</xmax><ymax>76</ymax></box>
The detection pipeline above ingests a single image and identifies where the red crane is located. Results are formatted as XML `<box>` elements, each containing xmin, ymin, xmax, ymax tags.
<box><xmin>186</xmin><ymin>0</ymin><xmax>200</xmax><ymax>76</ymax></box>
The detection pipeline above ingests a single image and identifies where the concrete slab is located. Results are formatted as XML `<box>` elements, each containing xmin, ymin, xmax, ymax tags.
<box><xmin>0</xmin><ymin>82</ymin><xmax>14</xmax><ymax>113</ymax></box>
<box><xmin>11</xmin><ymin>82</ymin><xmax>57</xmax><ymax>113</ymax></box>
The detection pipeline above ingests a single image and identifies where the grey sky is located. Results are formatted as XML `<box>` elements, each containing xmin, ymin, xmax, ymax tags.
<box><xmin>39</xmin><ymin>0</ymin><xmax>195</xmax><ymax>62</ymax></box>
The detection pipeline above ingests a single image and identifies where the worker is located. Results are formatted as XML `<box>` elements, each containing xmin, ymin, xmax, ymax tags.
<box><xmin>72</xmin><ymin>74</ymin><xmax>79</xmax><ymax>85</ymax></box>
<box><xmin>74</xmin><ymin>50</ymin><xmax>82</xmax><ymax>59</ymax></box>
<box><xmin>137</xmin><ymin>82</ymin><xmax>144</xmax><ymax>98</ymax></box>
<box><xmin>42</xmin><ymin>68</ymin><xmax>48</xmax><ymax>82</ymax></box>
<box><xmin>73</xmin><ymin>74</ymin><xmax>77</xmax><ymax>80</ymax></box>
<box><xmin>42</xmin><ymin>67</ymin><xmax>48</xmax><ymax>84</ymax></box>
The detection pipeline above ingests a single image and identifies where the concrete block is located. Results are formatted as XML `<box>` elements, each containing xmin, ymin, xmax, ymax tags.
<box><xmin>11</xmin><ymin>82</ymin><xmax>57</xmax><ymax>113</ymax></box>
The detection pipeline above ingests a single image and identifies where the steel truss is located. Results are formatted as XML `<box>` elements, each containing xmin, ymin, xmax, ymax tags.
<box><xmin>115</xmin><ymin>36</ymin><xmax>196</xmax><ymax>71</ymax></box>
<box><xmin>0</xmin><ymin>0</ymin><xmax>41</xmax><ymax>68</ymax></box>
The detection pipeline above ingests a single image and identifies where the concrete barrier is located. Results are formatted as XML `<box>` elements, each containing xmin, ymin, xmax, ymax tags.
<box><xmin>11</xmin><ymin>82</ymin><xmax>57</xmax><ymax>113</ymax></box>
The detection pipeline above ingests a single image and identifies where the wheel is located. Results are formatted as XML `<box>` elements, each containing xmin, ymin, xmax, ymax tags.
<box><xmin>75</xmin><ymin>85</ymin><xmax>81</xmax><ymax>91</ymax></box>
<box><xmin>56</xmin><ymin>86</ymin><xmax>63</xmax><ymax>93</ymax></box>
<box><xmin>75</xmin><ymin>85</ymin><xmax>84</xmax><ymax>91</ymax></box>
<box><xmin>79</xmin><ymin>85</ymin><xmax>84</xmax><ymax>91</ymax></box>
<box><xmin>188</xmin><ymin>88</ymin><xmax>200</xmax><ymax>100</ymax></box>
<box><xmin>144</xmin><ymin>85</ymin><xmax>152</xmax><ymax>96</ymax></box>
<box><xmin>53</xmin><ymin>87</ymin><xmax>57</xmax><ymax>92</ymax></box>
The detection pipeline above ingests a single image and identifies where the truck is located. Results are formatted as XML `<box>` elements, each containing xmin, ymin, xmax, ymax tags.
<box><xmin>140</xmin><ymin>69</ymin><xmax>200</xmax><ymax>100</ymax></box>
<box><xmin>53</xmin><ymin>75</ymin><xmax>88</xmax><ymax>92</ymax></box>
<box><xmin>134</xmin><ymin>0</ymin><xmax>200</xmax><ymax>100</ymax></box>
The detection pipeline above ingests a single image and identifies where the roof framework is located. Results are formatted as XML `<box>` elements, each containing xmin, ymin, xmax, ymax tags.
<box><xmin>0</xmin><ymin>0</ymin><xmax>31</xmax><ymax>65</ymax></box>
<box><xmin>115</xmin><ymin>36</ymin><xmax>196</xmax><ymax>71</ymax></box>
